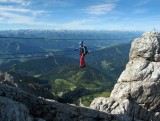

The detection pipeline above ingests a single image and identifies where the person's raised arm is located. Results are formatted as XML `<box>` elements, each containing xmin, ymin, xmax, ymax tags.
<box><xmin>74</xmin><ymin>47</ymin><xmax>80</xmax><ymax>51</ymax></box>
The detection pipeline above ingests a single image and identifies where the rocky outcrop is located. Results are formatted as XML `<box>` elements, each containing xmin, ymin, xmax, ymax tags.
<box><xmin>0</xmin><ymin>83</ymin><xmax>126</xmax><ymax>121</ymax></box>
<box><xmin>90</xmin><ymin>32</ymin><xmax>160</xmax><ymax>121</ymax></box>
<box><xmin>0</xmin><ymin>96</ymin><xmax>33</xmax><ymax>121</ymax></box>
<box><xmin>0</xmin><ymin>72</ymin><xmax>56</xmax><ymax>100</ymax></box>
<box><xmin>0</xmin><ymin>96</ymin><xmax>45</xmax><ymax>121</ymax></box>
<box><xmin>0</xmin><ymin>71</ymin><xmax>128</xmax><ymax>121</ymax></box>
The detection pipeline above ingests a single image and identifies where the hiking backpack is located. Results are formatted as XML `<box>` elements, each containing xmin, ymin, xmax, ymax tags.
<box><xmin>84</xmin><ymin>46</ymin><xmax>89</xmax><ymax>55</ymax></box>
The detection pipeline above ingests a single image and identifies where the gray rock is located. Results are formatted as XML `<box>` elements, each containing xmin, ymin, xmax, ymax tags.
<box><xmin>0</xmin><ymin>71</ymin><xmax>56</xmax><ymax>100</ymax></box>
<box><xmin>90</xmin><ymin>32</ymin><xmax>160</xmax><ymax>121</ymax></box>
<box><xmin>130</xmin><ymin>32</ymin><xmax>160</xmax><ymax>61</ymax></box>
<box><xmin>0</xmin><ymin>83</ymin><xmax>124</xmax><ymax>121</ymax></box>
<box><xmin>0</xmin><ymin>96</ymin><xmax>33</xmax><ymax>121</ymax></box>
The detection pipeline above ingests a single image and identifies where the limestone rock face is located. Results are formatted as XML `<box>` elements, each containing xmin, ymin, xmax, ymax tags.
<box><xmin>130</xmin><ymin>32</ymin><xmax>160</xmax><ymax>61</ymax></box>
<box><xmin>90</xmin><ymin>32</ymin><xmax>160</xmax><ymax>121</ymax></box>
<box><xmin>0</xmin><ymin>83</ymin><xmax>126</xmax><ymax>121</ymax></box>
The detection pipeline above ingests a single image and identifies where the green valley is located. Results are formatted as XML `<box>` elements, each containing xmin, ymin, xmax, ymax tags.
<box><xmin>39</xmin><ymin>65</ymin><xmax>113</xmax><ymax>105</ymax></box>
<box><xmin>86</xmin><ymin>43</ymin><xmax>131</xmax><ymax>81</ymax></box>
<box><xmin>0</xmin><ymin>42</ymin><xmax>132</xmax><ymax>106</ymax></box>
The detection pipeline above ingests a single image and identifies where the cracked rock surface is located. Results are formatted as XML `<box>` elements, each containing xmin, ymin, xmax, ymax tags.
<box><xmin>0</xmin><ymin>74</ymin><xmax>124</xmax><ymax>121</ymax></box>
<box><xmin>90</xmin><ymin>32</ymin><xmax>160</xmax><ymax>121</ymax></box>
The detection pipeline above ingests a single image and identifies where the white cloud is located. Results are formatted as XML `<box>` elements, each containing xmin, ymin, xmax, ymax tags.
<box><xmin>104</xmin><ymin>0</ymin><xmax>119</xmax><ymax>3</ymax></box>
<box><xmin>134</xmin><ymin>9</ymin><xmax>147</xmax><ymax>14</ymax></box>
<box><xmin>62</xmin><ymin>19</ymin><xmax>93</xmax><ymax>29</ymax></box>
<box><xmin>84</xmin><ymin>4</ymin><xmax>115</xmax><ymax>15</ymax></box>
<box><xmin>135</xmin><ymin>0</ymin><xmax>151</xmax><ymax>6</ymax></box>
<box><xmin>0</xmin><ymin>5</ymin><xmax>51</xmax><ymax>26</ymax></box>
<box><xmin>0</xmin><ymin>0</ymin><xmax>31</xmax><ymax>6</ymax></box>
<box><xmin>0</xmin><ymin>5</ymin><xmax>47</xmax><ymax>15</ymax></box>
<box><xmin>0</xmin><ymin>11</ymin><xmax>34</xmax><ymax>24</ymax></box>
<box><xmin>31</xmin><ymin>0</ymin><xmax>74</xmax><ymax>8</ymax></box>
<box><xmin>0</xmin><ymin>10</ymin><xmax>58</xmax><ymax>28</ymax></box>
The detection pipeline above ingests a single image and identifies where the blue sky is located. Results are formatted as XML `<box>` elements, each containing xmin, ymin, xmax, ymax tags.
<box><xmin>0</xmin><ymin>0</ymin><xmax>160</xmax><ymax>31</ymax></box>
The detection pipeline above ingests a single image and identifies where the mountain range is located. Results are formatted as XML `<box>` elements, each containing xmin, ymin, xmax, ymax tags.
<box><xmin>0</xmin><ymin>29</ymin><xmax>142</xmax><ymax>51</ymax></box>
<box><xmin>0</xmin><ymin>32</ymin><xmax>159</xmax><ymax>121</ymax></box>
<box><xmin>0</xmin><ymin>29</ymin><xmax>142</xmax><ymax>106</ymax></box>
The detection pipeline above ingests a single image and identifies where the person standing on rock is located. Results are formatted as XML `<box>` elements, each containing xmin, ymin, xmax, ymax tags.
<box><xmin>74</xmin><ymin>41</ymin><xmax>89</xmax><ymax>68</ymax></box>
